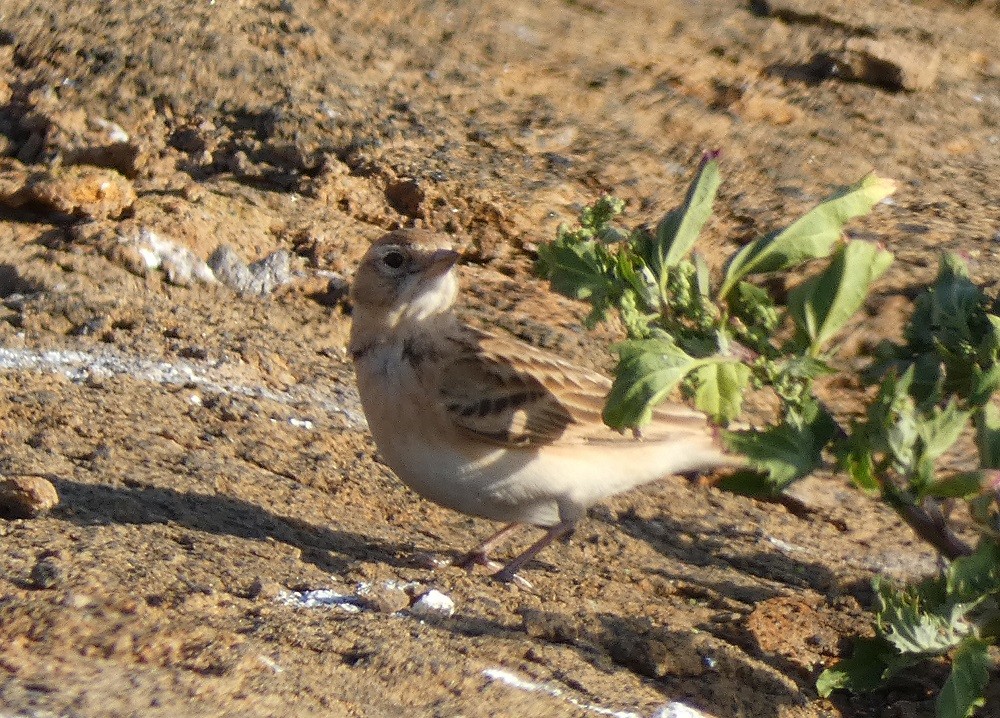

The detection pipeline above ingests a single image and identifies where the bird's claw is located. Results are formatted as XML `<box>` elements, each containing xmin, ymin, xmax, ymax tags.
<box><xmin>452</xmin><ymin>550</ymin><xmax>502</xmax><ymax>572</ymax></box>
<box><xmin>493</xmin><ymin>567</ymin><xmax>533</xmax><ymax>590</ymax></box>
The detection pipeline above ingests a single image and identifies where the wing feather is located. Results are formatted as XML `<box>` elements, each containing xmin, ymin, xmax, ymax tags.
<box><xmin>434</xmin><ymin>328</ymin><xmax>715</xmax><ymax>448</ymax></box>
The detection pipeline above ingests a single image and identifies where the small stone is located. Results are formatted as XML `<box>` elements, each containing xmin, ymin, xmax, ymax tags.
<box><xmin>314</xmin><ymin>273</ymin><xmax>349</xmax><ymax>307</ymax></box>
<box><xmin>410</xmin><ymin>589</ymin><xmax>455</xmax><ymax>618</ymax></box>
<box><xmin>0</xmin><ymin>157</ymin><xmax>30</xmax><ymax>207</ymax></box>
<box><xmin>23</xmin><ymin>165</ymin><xmax>137</xmax><ymax>219</ymax></box>
<box><xmin>384</xmin><ymin>178</ymin><xmax>424</xmax><ymax>218</ymax></box>
<box><xmin>247</xmin><ymin>250</ymin><xmax>292</xmax><ymax>295</ymax></box>
<box><xmin>651</xmin><ymin>702</ymin><xmax>711</xmax><ymax>718</ymax></box>
<box><xmin>207</xmin><ymin>244</ymin><xmax>252</xmax><ymax>289</ymax></box>
<box><xmin>118</xmin><ymin>228</ymin><xmax>216</xmax><ymax>286</ymax></box>
<box><xmin>520</xmin><ymin>608</ymin><xmax>579</xmax><ymax>643</ymax></box>
<box><xmin>358</xmin><ymin>582</ymin><xmax>411</xmax><ymax>614</ymax></box>
<box><xmin>29</xmin><ymin>555</ymin><xmax>63</xmax><ymax>589</ymax></box>
<box><xmin>0</xmin><ymin>475</ymin><xmax>60</xmax><ymax>518</ymax></box>
<box><xmin>249</xmin><ymin>578</ymin><xmax>284</xmax><ymax>600</ymax></box>
<box><xmin>208</xmin><ymin>244</ymin><xmax>293</xmax><ymax>296</ymax></box>
<box><xmin>62</xmin><ymin>592</ymin><xmax>93</xmax><ymax>609</ymax></box>
<box><xmin>64</xmin><ymin>141</ymin><xmax>145</xmax><ymax>179</ymax></box>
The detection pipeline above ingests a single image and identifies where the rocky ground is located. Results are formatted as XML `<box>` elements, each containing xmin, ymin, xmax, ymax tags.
<box><xmin>0</xmin><ymin>1</ymin><xmax>999</xmax><ymax>716</ymax></box>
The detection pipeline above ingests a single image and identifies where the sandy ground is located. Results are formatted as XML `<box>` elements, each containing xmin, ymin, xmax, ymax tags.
<box><xmin>0</xmin><ymin>0</ymin><xmax>999</xmax><ymax>716</ymax></box>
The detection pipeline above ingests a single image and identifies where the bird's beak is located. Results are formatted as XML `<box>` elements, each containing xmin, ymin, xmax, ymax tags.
<box><xmin>421</xmin><ymin>248</ymin><xmax>460</xmax><ymax>277</ymax></box>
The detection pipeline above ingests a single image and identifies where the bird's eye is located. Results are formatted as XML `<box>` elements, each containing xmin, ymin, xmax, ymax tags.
<box><xmin>381</xmin><ymin>250</ymin><xmax>406</xmax><ymax>269</ymax></box>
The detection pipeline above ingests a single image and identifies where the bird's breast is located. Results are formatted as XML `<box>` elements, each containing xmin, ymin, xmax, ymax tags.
<box><xmin>353</xmin><ymin>348</ymin><xmax>559</xmax><ymax>524</ymax></box>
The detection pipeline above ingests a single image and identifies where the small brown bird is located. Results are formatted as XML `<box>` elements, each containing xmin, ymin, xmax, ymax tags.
<box><xmin>349</xmin><ymin>228</ymin><xmax>736</xmax><ymax>583</ymax></box>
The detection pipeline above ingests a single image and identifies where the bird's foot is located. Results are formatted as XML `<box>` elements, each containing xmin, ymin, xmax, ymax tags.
<box><xmin>452</xmin><ymin>550</ymin><xmax>503</xmax><ymax>572</ymax></box>
<box><xmin>492</xmin><ymin>566</ymin><xmax>534</xmax><ymax>590</ymax></box>
<box><xmin>453</xmin><ymin>549</ymin><xmax>533</xmax><ymax>588</ymax></box>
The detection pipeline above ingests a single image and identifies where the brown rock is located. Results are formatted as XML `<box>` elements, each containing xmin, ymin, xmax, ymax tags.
<box><xmin>29</xmin><ymin>554</ymin><xmax>64</xmax><ymax>589</ymax></box>
<box><xmin>63</xmin><ymin>142</ymin><xmax>146</xmax><ymax>179</ymax></box>
<box><xmin>384</xmin><ymin>178</ymin><xmax>425</xmax><ymax>218</ymax></box>
<box><xmin>0</xmin><ymin>158</ymin><xmax>31</xmax><ymax>207</ymax></box>
<box><xmin>520</xmin><ymin>607</ymin><xmax>579</xmax><ymax>643</ymax></box>
<box><xmin>359</xmin><ymin>583</ymin><xmax>411</xmax><ymax>614</ymax></box>
<box><xmin>600</xmin><ymin>619</ymin><xmax>707</xmax><ymax>679</ymax></box>
<box><xmin>248</xmin><ymin>578</ymin><xmax>285</xmax><ymax>601</ymax></box>
<box><xmin>23</xmin><ymin>165</ymin><xmax>137</xmax><ymax>219</ymax></box>
<box><xmin>0</xmin><ymin>475</ymin><xmax>60</xmax><ymax>518</ymax></box>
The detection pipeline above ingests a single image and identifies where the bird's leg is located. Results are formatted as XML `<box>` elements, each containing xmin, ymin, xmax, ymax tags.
<box><xmin>493</xmin><ymin>520</ymin><xmax>575</xmax><ymax>584</ymax></box>
<box><xmin>453</xmin><ymin>522</ymin><xmax>524</xmax><ymax>571</ymax></box>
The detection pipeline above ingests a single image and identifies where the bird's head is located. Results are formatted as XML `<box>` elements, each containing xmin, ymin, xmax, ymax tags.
<box><xmin>350</xmin><ymin>229</ymin><xmax>461</xmax><ymax>329</ymax></box>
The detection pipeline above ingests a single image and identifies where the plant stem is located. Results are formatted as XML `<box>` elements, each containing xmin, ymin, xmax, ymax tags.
<box><xmin>884</xmin><ymin>489</ymin><xmax>973</xmax><ymax>560</ymax></box>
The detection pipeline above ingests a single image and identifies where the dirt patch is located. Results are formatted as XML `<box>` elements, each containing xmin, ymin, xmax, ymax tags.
<box><xmin>1</xmin><ymin>0</ymin><xmax>999</xmax><ymax>716</ymax></box>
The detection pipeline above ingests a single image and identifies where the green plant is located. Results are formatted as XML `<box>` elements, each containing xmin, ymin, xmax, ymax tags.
<box><xmin>536</xmin><ymin>154</ymin><xmax>1000</xmax><ymax>716</ymax></box>
<box><xmin>817</xmin><ymin>540</ymin><xmax>999</xmax><ymax>718</ymax></box>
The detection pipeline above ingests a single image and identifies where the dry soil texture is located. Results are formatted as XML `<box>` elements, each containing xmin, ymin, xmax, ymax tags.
<box><xmin>1</xmin><ymin>1</ymin><xmax>999</xmax><ymax>716</ymax></box>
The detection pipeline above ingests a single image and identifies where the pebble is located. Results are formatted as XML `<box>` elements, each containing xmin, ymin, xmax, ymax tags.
<box><xmin>315</xmin><ymin>271</ymin><xmax>349</xmax><ymax>307</ymax></box>
<box><xmin>410</xmin><ymin>589</ymin><xmax>455</xmax><ymax>618</ymax></box>
<box><xmin>119</xmin><ymin>228</ymin><xmax>216</xmax><ymax>286</ymax></box>
<box><xmin>384</xmin><ymin>178</ymin><xmax>424</xmax><ymax>218</ymax></box>
<box><xmin>29</xmin><ymin>555</ymin><xmax>63</xmax><ymax>589</ymax></box>
<box><xmin>21</xmin><ymin>165</ymin><xmax>136</xmax><ymax>219</ymax></box>
<box><xmin>248</xmin><ymin>578</ymin><xmax>285</xmax><ymax>601</ymax></box>
<box><xmin>357</xmin><ymin>582</ymin><xmax>411</xmax><ymax>614</ymax></box>
<box><xmin>62</xmin><ymin>592</ymin><xmax>93</xmax><ymax>609</ymax></box>
<box><xmin>208</xmin><ymin>244</ymin><xmax>293</xmax><ymax>296</ymax></box>
<box><xmin>0</xmin><ymin>475</ymin><xmax>60</xmax><ymax>518</ymax></box>
<box><xmin>520</xmin><ymin>607</ymin><xmax>579</xmax><ymax>642</ymax></box>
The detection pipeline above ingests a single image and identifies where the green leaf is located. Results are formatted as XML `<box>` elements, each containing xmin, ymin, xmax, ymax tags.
<box><xmin>969</xmin><ymin>363</ymin><xmax>1000</xmax><ymax>407</ymax></box>
<box><xmin>655</xmin><ymin>155</ymin><xmax>721</xmax><ymax>269</ymax></box>
<box><xmin>936</xmin><ymin>637</ymin><xmax>989</xmax><ymax>718</ymax></box>
<box><xmin>875</xmin><ymin>577</ymin><xmax>969</xmax><ymax>655</ymax></box>
<box><xmin>982</xmin><ymin>314</ymin><xmax>1000</xmax><ymax>360</ymax></box>
<box><xmin>616</xmin><ymin>250</ymin><xmax>659</xmax><ymax>313</ymax></box>
<box><xmin>537</xmin><ymin>197</ymin><xmax>633</xmax><ymax>328</ymax></box>
<box><xmin>917</xmin><ymin>399</ymin><xmax>972</xmax><ymax>463</ymax></box>
<box><xmin>882</xmin><ymin>371</ymin><xmax>920</xmax><ymax>473</ymax></box>
<box><xmin>906</xmin><ymin>253</ymin><xmax>985</xmax><ymax>353</ymax></box>
<box><xmin>787</xmin><ymin>240</ymin><xmax>893</xmax><ymax>356</ymax></box>
<box><xmin>816</xmin><ymin>636</ymin><xmax>897</xmax><ymax>697</ymax></box>
<box><xmin>536</xmin><ymin>236</ymin><xmax>613</xmax><ymax>303</ymax></box>
<box><xmin>842</xmin><ymin>446</ymin><xmax>880</xmax><ymax>495</ymax></box>
<box><xmin>848</xmin><ymin>368</ymin><xmax>921</xmax><ymax>477</ymax></box>
<box><xmin>923</xmin><ymin>471</ymin><xmax>991</xmax><ymax>500</ymax></box>
<box><xmin>946</xmin><ymin>538</ymin><xmax>1000</xmax><ymax>605</ymax></box>
<box><xmin>603</xmin><ymin>338</ymin><xmax>703</xmax><ymax>429</ymax></box>
<box><xmin>715</xmin><ymin>469</ymin><xmax>784</xmax><ymax>498</ymax></box>
<box><xmin>692</xmin><ymin>361</ymin><xmax>751</xmax><ymax>425</ymax></box>
<box><xmin>907</xmin><ymin>399</ymin><xmax>972</xmax><ymax>497</ymax></box>
<box><xmin>898</xmin><ymin>254</ymin><xmax>1000</xmax><ymax>404</ymax></box>
<box><xmin>728</xmin><ymin>281</ymin><xmax>780</xmax><ymax>351</ymax></box>
<box><xmin>617</xmin><ymin>290</ymin><xmax>655</xmax><ymax>339</ymax></box>
<box><xmin>975</xmin><ymin>403</ymin><xmax>1000</xmax><ymax>469</ymax></box>
<box><xmin>719</xmin><ymin>173</ymin><xmax>896</xmax><ymax>299</ymax></box>
<box><xmin>693</xmin><ymin>252</ymin><xmax>711</xmax><ymax>300</ymax></box>
<box><xmin>779</xmin><ymin>355</ymin><xmax>837</xmax><ymax>380</ymax></box>
<box><xmin>721</xmin><ymin>421</ymin><xmax>826</xmax><ymax>494</ymax></box>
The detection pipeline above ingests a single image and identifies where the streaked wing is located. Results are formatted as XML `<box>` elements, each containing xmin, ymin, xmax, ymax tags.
<box><xmin>436</xmin><ymin>328</ymin><xmax>712</xmax><ymax>448</ymax></box>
